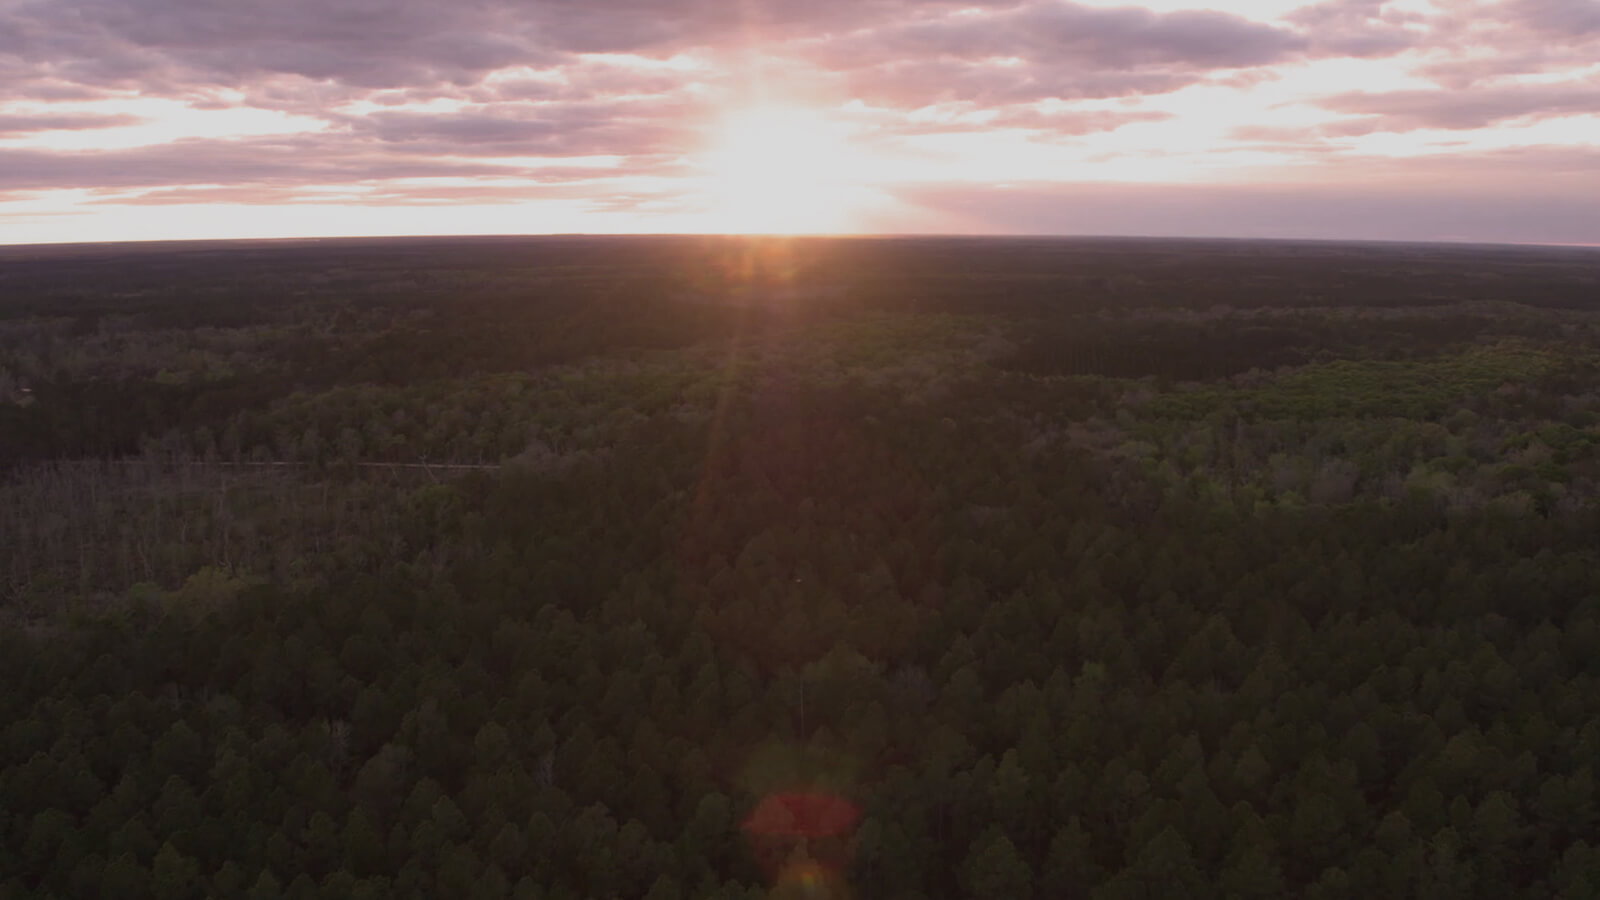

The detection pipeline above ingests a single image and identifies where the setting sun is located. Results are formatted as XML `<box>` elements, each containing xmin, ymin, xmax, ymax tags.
<box><xmin>697</xmin><ymin>106</ymin><xmax>871</xmax><ymax>234</ymax></box>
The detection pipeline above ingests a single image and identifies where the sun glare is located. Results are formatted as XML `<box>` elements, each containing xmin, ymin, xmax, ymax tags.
<box><xmin>698</xmin><ymin>106</ymin><xmax>869</xmax><ymax>234</ymax></box>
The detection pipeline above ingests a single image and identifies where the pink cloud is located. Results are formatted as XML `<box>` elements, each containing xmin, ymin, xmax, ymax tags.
<box><xmin>0</xmin><ymin>112</ymin><xmax>144</xmax><ymax>134</ymax></box>
<box><xmin>1318</xmin><ymin>82</ymin><xmax>1600</xmax><ymax>132</ymax></box>
<box><xmin>0</xmin><ymin>0</ymin><xmax>1596</xmax><ymax>242</ymax></box>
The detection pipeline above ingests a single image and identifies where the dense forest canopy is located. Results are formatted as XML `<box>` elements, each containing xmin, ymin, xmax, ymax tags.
<box><xmin>2</xmin><ymin>236</ymin><xmax>1599</xmax><ymax>898</ymax></box>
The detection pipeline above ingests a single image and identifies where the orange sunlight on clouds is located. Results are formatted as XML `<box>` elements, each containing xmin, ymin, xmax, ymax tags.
<box><xmin>0</xmin><ymin>0</ymin><xmax>1596</xmax><ymax>243</ymax></box>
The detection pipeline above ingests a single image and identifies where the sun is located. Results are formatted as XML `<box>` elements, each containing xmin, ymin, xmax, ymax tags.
<box><xmin>698</xmin><ymin>106</ymin><xmax>870</xmax><ymax>234</ymax></box>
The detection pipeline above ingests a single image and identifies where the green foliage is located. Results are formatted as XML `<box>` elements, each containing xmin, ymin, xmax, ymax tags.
<box><xmin>1149</xmin><ymin>344</ymin><xmax>1568</xmax><ymax>421</ymax></box>
<box><xmin>4</xmin><ymin>238</ymin><xmax>1600</xmax><ymax>897</ymax></box>
<box><xmin>961</xmin><ymin>829</ymin><xmax>1032</xmax><ymax>900</ymax></box>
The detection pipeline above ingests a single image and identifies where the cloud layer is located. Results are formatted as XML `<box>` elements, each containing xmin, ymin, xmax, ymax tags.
<box><xmin>1</xmin><ymin>0</ymin><xmax>1597</xmax><ymax>242</ymax></box>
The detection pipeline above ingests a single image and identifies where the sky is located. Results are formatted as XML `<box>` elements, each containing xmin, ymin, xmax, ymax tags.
<box><xmin>0</xmin><ymin>0</ymin><xmax>1597</xmax><ymax>244</ymax></box>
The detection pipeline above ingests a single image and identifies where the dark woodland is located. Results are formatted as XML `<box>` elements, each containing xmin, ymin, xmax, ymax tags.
<box><xmin>2</xmin><ymin>236</ymin><xmax>1599</xmax><ymax>899</ymax></box>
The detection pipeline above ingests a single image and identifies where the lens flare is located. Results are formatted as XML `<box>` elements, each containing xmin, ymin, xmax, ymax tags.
<box><xmin>743</xmin><ymin>790</ymin><xmax>861</xmax><ymax>898</ymax></box>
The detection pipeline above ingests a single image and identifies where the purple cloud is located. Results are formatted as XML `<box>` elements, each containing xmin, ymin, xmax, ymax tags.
<box><xmin>1288</xmin><ymin>0</ymin><xmax>1420</xmax><ymax>56</ymax></box>
<box><xmin>1320</xmin><ymin>83</ymin><xmax>1600</xmax><ymax>132</ymax></box>
<box><xmin>2</xmin><ymin>0</ymin><xmax>1027</xmax><ymax>96</ymax></box>
<box><xmin>815</xmin><ymin>3</ymin><xmax>1303</xmax><ymax>66</ymax></box>
<box><xmin>0</xmin><ymin>112</ymin><xmax>143</xmax><ymax>134</ymax></box>
<box><xmin>1</xmin><ymin>0</ymin><xmax>1597</xmax><ymax>244</ymax></box>
<box><xmin>805</xmin><ymin>2</ymin><xmax>1305</xmax><ymax>105</ymax></box>
<box><xmin>5</xmin><ymin>0</ymin><xmax>549</xmax><ymax>93</ymax></box>
<box><xmin>0</xmin><ymin>137</ymin><xmax>517</xmax><ymax>191</ymax></box>
<box><xmin>81</xmin><ymin>175</ymin><xmax>649</xmax><ymax>206</ymax></box>
<box><xmin>1502</xmin><ymin>0</ymin><xmax>1600</xmax><ymax>37</ymax></box>
<box><xmin>827</xmin><ymin>58</ymin><xmax>1194</xmax><ymax>106</ymax></box>
<box><xmin>2</xmin><ymin>0</ymin><xmax>1381</xmax><ymax>108</ymax></box>
<box><xmin>1014</xmin><ymin>4</ymin><xmax>1305</xmax><ymax>67</ymax></box>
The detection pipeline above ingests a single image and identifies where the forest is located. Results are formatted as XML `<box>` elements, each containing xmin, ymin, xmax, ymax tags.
<box><xmin>2</xmin><ymin>235</ymin><xmax>1599</xmax><ymax>898</ymax></box>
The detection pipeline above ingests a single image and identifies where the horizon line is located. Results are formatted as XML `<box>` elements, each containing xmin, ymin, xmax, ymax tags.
<box><xmin>3</xmin><ymin>231</ymin><xmax>1598</xmax><ymax>254</ymax></box>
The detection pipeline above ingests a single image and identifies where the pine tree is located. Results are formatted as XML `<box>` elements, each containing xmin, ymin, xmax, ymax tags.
<box><xmin>960</xmin><ymin>829</ymin><xmax>1032</xmax><ymax>900</ymax></box>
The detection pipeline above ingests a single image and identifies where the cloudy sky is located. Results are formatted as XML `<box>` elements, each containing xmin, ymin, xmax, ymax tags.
<box><xmin>0</xmin><ymin>0</ymin><xmax>1596</xmax><ymax>244</ymax></box>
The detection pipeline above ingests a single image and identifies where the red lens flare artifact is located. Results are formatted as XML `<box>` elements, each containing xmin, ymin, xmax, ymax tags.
<box><xmin>743</xmin><ymin>790</ymin><xmax>861</xmax><ymax>896</ymax></box>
